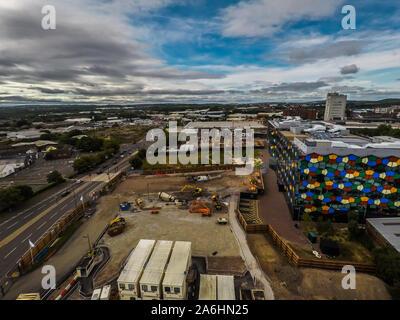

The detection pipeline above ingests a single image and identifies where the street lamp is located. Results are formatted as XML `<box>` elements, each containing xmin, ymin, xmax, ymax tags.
<box><xmin>83</xmin><ymin>234</ymin><xmax>91</xmax><ymax>252</ymax></box>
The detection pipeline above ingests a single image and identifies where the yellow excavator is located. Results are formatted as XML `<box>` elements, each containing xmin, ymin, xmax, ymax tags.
<box><xmin>108</xmin><ymin>217</ymin><xmax>126</xmax><ymax>236</ymax></box>
<box><xmin>180</xmin><ymin>185</ymin><xmax>202</xmax><ymax>196</ymax></box>
<box><xmin>211</xmin><ymin>194</ymin><xmax>223</xmax><ymax>210</ymax></box>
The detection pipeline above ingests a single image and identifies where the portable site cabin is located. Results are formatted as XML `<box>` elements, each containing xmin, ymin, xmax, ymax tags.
<box><xmin>100</xmin><ymin>285</ymin><xmax>111</xmax><ymax>300</ymax></box>
<box><xmin>139</xmin><ymin>240</ymin><xmax>174</xmax><ymax>300</ymax></box>
<box><xmin>217</xmin><ymin>275</ymin><xmax>235</xmax><ymax>300</ymax></box>
<box><xmin>162</xmin><ymin>241</ymin><xmax>192</xmax><ymax>300</ymax></box>
<box><xmin>117</xmin><ymin>239</ymin><xmax>156</xmax><ymax>300</ymax></box>
<box><xmin>198</xmin><ymin>274</ymin><xmax>217</xmax><ymax>300</ymax></box>
<box><xmin>91</xmin><ymin>288</ymin><xmax>102</xmax><ymax>300</ymax></box>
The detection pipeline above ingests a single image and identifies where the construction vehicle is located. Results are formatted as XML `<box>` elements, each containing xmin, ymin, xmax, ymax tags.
<box><xmin>180</xmin><ymin>185</ymin><xmax>202</xmax><ymax>196</ymax></box>
<box><xmin>158</xmin><ymin>192</ymin><xmax>176</xmax><ymax>202</ymax></box>
<box><xmin>189</xmin><ymin>200</ymin><xmax>211</xmax><ymax>216</ymax></box>
<box><xmin>217</xmin><ymin>217</ymin><xmax>228</xmax><ymax>225</ymax></box>
<box><xmin>211</xmin><ymin>194</ymin><xmax>223</xmax><ymax>210</ymax></box>
<box><xmin>150</xmin><ymin>210</ymin><xmax>160</xmax><ymax>214</ymax></box>
<box><xmin>107</xmin><ymin>217</ymin><xmax>126</xmax><ymax>236</ymax></box>
<box><xmin>188</xmin><ymin>174</ymin><xmax>222</xmax><ymax>182</ymax></box>
<box><xmin>136</xmin><ymin>198</ymin><xmax>144</xmax><ymax>208</ymax></box>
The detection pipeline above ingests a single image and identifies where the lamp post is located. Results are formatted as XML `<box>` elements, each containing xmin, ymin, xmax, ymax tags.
<box><xmin>83</xmin><ymin>234</ymin><xmax>91</xmax><ymax>252</ymax></box>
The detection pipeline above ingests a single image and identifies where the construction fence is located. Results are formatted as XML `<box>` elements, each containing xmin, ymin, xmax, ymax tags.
<box><xmin>0</xmin><ymin>171</ymin><xmax>127</xmax><ymax>299</ymax></box>
<box><xmin>142</xmin><ymin>164</ymin><xmax>245</xmax><ymax>175</ymax></box>
<box><xmin>236</xmin><ymin>207</ymin><xmax>377</xmax><ymax>274</ymax></box>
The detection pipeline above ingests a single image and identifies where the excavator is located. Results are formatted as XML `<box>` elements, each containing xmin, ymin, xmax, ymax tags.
<box><xmin>211</xmin><ymin>194</ymin><xmax>223</xmax><ymax>210</ymax></box>
<box><xmin>189</xmin><ymin>200</ymin><xmax>211</xmax><ymax>216</ymax></box>
<box><xmin>180</xmin><ymin>185</ymin><xmax>203</xmax><ymax>196</ymax></box>
<box><xmin>107</xmin><ymin>217</ymin><xmax>126</xmax><ymax>236</ymax></box>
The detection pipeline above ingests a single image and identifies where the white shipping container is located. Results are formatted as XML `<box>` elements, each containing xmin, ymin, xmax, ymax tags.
<box><xmin>198</xmin><ymin>274</ymin><xmax>217</xmax><ymax>300</ymax></box>
<box><xmin>100</xmin><ymin>285</ymin><xmax>111</xmax><ymax>300</ymax></box>
<box><xmin>91</xmin><ymin>288</ymin><xmax>102</xmax><ymax>300</ymax></box>
<box><xmin>117</xmin><ymin>239</ymin><xmax>156</xmax><ymax>300</ymax></box>
<box><xmin>140</xmin><ymin>240</ymin><xmax>174</xmax><ymax>300</ymax></box>
<box><xmin>162</xmin><ymin>241</ymin><xmax>192</xmax><ymax>300</ymax></box>
<box><xmin>217</xmin><ymin>275</ymin><xmax>235</xmax><ymax>300</ymax></box>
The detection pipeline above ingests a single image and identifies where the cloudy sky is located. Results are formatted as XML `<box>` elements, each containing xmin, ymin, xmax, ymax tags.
<box><xmin>0</xmin><ymin>0</ymin><xmax>399</xmax><ymax>105</ymax></box>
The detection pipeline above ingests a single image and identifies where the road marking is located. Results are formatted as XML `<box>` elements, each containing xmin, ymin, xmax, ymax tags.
<box><xmin>36</xmin><ymin>221</ymin><xmax>47</xmax><ymax>230</ymax></box>
<box><xmin>4</xmin><ymin>247</ymin><xmax>17</xmax><ymax>259</ymax></box>
<box><xmin>0</xmin><ymin>182</ymin><xmax>92</xmax><ymax>249</ymax></box>
<box><xmin>6</xmin><ymin>222</ymin><xmax>18</xmax><ymax>230</ymax></box>
<box><xmin>21</xmin><ymin>233</ymin><xmax>32</xmax><ymax>244</ymax></box>
<box><xmin>50</xmin><ymin>212</ymin><xmax>59</xmax><ymax>219</ymax></box>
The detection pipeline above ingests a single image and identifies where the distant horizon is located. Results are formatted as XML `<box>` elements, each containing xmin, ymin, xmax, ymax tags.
<box><xmin>1</xmin><ymin>1</ymin><xmax>399</xmax><ymax>104</ymax></box>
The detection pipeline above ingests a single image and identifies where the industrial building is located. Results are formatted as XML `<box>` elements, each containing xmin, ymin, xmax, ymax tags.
<box><xmin>117</xmin><ymin>239</ymin><xmax>156</xmax><ymax>300</ymax></box>
<box><xmin>139</xmin><ymin>240</ymin><xmax>174</xmax><ymax>300</ymax></box>
<box><xmin>162</xmin><ymin>241</ymin><xmax>192</xmax><ymax>300</ymax></box>
<box><xmin>324</xmin><ymin>92</ymin><xmax>347</xmax><ymax>122</ymax></box>
<box><xmin>366</xmin><ymin>218</ymin><xmax>400</xmax><ymax>253</ymax></box>
<box><xmin>268</xmin><ymin>118</ymin><xmax>400</xmax><ymax>219</ymax></box>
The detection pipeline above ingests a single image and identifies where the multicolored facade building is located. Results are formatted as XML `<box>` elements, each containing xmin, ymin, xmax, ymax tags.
<box><xmin>268</xmin><ymin>118</ymin><xmax>400</xmax><ymax>220</ymax></box>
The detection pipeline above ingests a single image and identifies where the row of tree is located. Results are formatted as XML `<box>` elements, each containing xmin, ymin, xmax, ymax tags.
<box><xmin>129</xmin><ymin>148</ymin><xmax>147</xmax><ymax>169</ymax></box>
<box><xmin>0</xmin><ymin>185</ymin><xmax>34</xmax><ymax>212</ymax></box>
<box><xmin>72</xmin><ymin>138</ymin><xmax>120</xmax><ymax>173</ymax></box>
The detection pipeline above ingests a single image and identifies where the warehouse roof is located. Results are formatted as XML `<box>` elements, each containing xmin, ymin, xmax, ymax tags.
<box><xmin>367</xmin><ymin>218</ymin><xmax>400</xmax><ymax>253</ymax></box>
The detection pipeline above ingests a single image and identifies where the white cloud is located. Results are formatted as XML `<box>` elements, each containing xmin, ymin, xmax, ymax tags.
<box><xmin>221</xmin><ymin>0</ymin><xmax>345</xmax><ymax>37</ymax></box>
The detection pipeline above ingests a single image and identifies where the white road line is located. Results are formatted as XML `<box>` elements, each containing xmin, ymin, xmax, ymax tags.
<box><xmin>50</xmin><ymin>212</ymin><xmax>58</xmax><ymax>219</ymax></box>
<box><xmin>36</xmin><ymin>221</ymin><xmax>47</xmax><ymax>230</ymax></box>
<box><xmin>6</xmin><ymin>222</ymin><xmax>18</xmax><ymax>230</ymax></box>
<box><xmin>24</xmin><ymin>212</ymin><xmax>34</xmax><ymax>219</ymax></box>
<box><xmin>4</xmin><ymin>247</ymin><xmax>17</xmax><ymax>259</ymax></box>
<box><xmin>21</xmin><ymin>233</ymin><xmax>33</xmax><ymax>244</ymax></box>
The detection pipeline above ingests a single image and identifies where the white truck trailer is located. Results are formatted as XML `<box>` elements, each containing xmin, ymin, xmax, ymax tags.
<box><xmin>139</xmin><ymin>240</ymin><xmax>174</xmax><ymax>300</ymax></box>
<box><xmin>162</xmin><ymin>241</ymin><xmax>192</xmax><ymax>300</ymax></box>
<box><xmin>117</xmin><ymin>239</ymin><xmax>156</xmax><ymax>300</ymax></box>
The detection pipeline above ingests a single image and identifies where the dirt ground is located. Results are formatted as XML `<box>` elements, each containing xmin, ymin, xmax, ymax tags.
<box><xmin>94</xmin><ymin>173</ymin><xmax>247</xmax><ymax>287</ymax></box>
<box><xmin>247</xmin><ymin>233</ymin><xmax>391</xmax><ymax>300</ymax></box>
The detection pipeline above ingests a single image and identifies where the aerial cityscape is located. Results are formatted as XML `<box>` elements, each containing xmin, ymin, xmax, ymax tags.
<box><xmin>0</xmin><ymin>0</ymin><xmax>399</xmax><ymax>312</ymax></box>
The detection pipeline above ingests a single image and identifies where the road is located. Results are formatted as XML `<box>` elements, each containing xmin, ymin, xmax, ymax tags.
<box><xmin>0</xmin><ymin>138</ymin><xmax>148</xmax><ymax>280</ymax></box>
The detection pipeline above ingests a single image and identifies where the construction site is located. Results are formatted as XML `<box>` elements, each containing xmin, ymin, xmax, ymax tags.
<box><xmin>47</xmin><ymin>169</ymin><xmax>268</xmax><ymax>300</ymax></box>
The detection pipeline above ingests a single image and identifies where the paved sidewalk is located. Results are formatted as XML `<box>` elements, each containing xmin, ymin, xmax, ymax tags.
<box><xmin>258</xmin><ymin>149</ymin><xmax>308</xmax><ymax>245</ymax></box>
<box><xmin>228</xmin><ymin>195</ymin><xmax>274</xmax><ymax>300</ymax></box>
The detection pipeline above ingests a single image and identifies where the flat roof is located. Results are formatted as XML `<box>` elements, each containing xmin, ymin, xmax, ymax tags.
<box><xmin>217</xmin><ymin>275</ymin><xmax>235</xmax><ymax>300</ymax></box>
<box><xmin>198</xmin><ymin>274</ymin><xmax>217</xmax><ymax>300</ymax></box>
<box><xmin>117</xmin><ymin>239</ymin><xmax>156</xmax><ymax>284</ymax></box>
<box><xmin>140</xmin><ymin>240</ymin><xmax>173</xmax><ymax>286</ymax></box>
<box><xmin>367</xmin><ymin>218</ymin><xmax>400</xmax><ymax>253</ymax></box>
<box><xmin>185</xmin><ymin>121</ymin><xmax>266</xmax><ymax>130</ymax></box>
<box><xmin>163</xmin><ymin>241</ymin><xmax>191</xmax><ymax>288</ymax></box>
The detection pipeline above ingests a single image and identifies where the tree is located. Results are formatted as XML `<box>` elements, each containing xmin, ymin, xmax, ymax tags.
<box><xmin>301</xmin><ymin>212</ymin><xmax>314</xmax><ymax>231</ymax></box>
<box><xmin>137</xmin><ymin>148</ymin><xmax>147</xmax><ymax>159</ymax></box>
<box><xmin>47</xmin><ymin>170</ymin><xmax>65</xmax><ymax>185</ymax></box>
<box><xmin>129</xmin><ymin>156</ymin><xmax>143</xmax><ymax>169</ymax></box>
<box><xmin>316</xmin><ymin>217</ymin><xmax>335</xmax><ymax>237</ymax></box>
<box><xmin>347</xmin><ymin>210</ymin><xmax>363</xmax><ymax>240</ymax></box>
<box><xmin>0</xmin><ymin>185</ymin><xmax>33</xmax><ymax>211</ymax></box>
